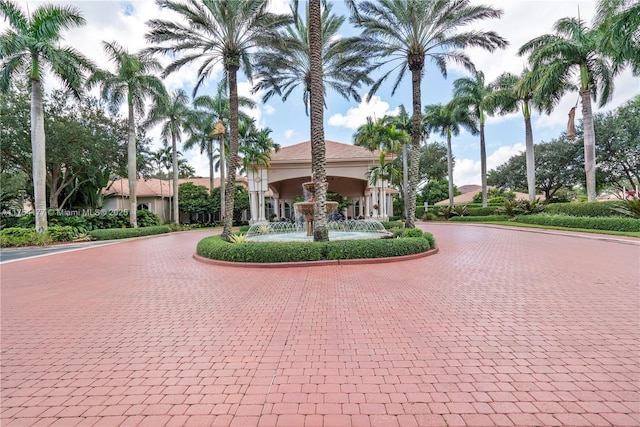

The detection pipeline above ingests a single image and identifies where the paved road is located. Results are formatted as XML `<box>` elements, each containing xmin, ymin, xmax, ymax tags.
<box><xmin>0</xmin><ymin>241</ymin><xmax>119</xmax><ymax>263</ymax></box>
<box><xmin>1</xmin><ymin>225</ymin><xmax>638</xmax><ymax>426</ymax></box>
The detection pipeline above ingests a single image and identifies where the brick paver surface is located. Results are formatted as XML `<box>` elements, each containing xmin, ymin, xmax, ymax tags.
<box><xmin>1</xmin><ymin>224</ymin><xmax>639</xmax><ymax>426</ymax></box>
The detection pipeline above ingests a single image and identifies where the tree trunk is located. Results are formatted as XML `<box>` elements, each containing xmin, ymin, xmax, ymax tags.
<box><xmin>405</xmin><ymin>68</ymin><xmax>422</xmax><ymax>229</ymax></box>
<box><xmin>446</xmin><ymin>127</ymin><xmax>454</xmax><ymax>207</ymax></box>
<box><xmin>127</xmin><ymin>95</ymin><xmax>137</xmax><ymax>228</ymax></box>
<box><xmin>31</xmin><ymin>74</ymin><xmax>48</xmax><ymax>233</ymax></box>
<box><xmin>309</xmin><ymin>0</ymin><xmax>328</xmax><ymax>241</ymax></box>
<box><xmin>581</xmin><ymin>89</ymin><xmax>597</xmax><ymax>202</ymax></box>
<box><xmin>479</xmin><ymin>117</ymin><xmax>487</xmax><ymax>208</ymax></box>
<box><xmin>523</xmin><ymin>101</ymin><xmax>536</xmax><ymax>203</ymax></box>
<box><xmin>208</xmin><ymin>138</ymin><xmax>214</xmax><ymax>196</ymax></box>
<box><xmin>221</xmin><ymin>67</ymin><xmax>239</xmax><ymax>240</ymax></box>
<box><xmin>402</xmin><ymin>143</ymin><xmax>408</xmax><ymax>218</ymax></box>
<box><xmin>172</xmin><ymin>132</ymin><xmax>179</xmax><ymax>224</ymax></box>
<box><xmin>48</xmin><ymin>168</ymin><xmax>59</xmax><ymax>210</ymax></box>
<box><xmin>220</xmin><ymin>134</ymin><xmax>226</xmax><ymax>223</ymax></box>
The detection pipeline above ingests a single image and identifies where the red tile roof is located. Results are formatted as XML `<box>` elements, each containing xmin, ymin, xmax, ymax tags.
<box><xmin>270</xmin><ymin>140</ymin><xmax>382</xmax><ymax>162</ymax></box>
<box><xmin>104</xmin><ymin>177</ymin><xmax>248</xmax><ymax>197</ymax></box>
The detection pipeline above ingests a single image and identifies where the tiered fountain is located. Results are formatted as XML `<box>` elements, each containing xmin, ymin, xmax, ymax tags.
<box><xmin>295</xmin><ymin>181</ymin><xmax>338</xmax><ymax>236</ymax></box>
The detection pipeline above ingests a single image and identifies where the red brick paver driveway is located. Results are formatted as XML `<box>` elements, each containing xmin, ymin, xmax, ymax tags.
<box><xmin>1</xmin><ymin>224</ymin><xmax>639</xmax><ymax>427</ymax></box>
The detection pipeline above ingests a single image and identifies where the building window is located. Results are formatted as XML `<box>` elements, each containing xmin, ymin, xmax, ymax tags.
<box><xmin>137</xmin><ymin>203</ymin><xmax>150</xmax><ymax>211</ymax></box>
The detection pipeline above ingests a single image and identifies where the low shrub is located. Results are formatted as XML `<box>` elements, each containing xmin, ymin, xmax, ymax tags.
<box><xmin>495</xmin><ymin>198</ymin><xmax>545</xmax><ymax>217</ymax></box>
<box><xmin>515</xmin><ymin>214</ymin><xmax>640</xmax><ymax>232</ymax></box>
<box><xmin>423</xmin><ymin>212</ymin><xmax>438</xmax><ymax>221</ymax></box>
<box><xmin>401</xmin><ymin>228</ymin><xmax>423</xmax><ymax>238</ymax></box>
<box><xmin>47</xmin><ymin>225</ymin><xmax>81</xmax><ymax>242</ymax></box>
<box><xmin>381</xmin><ymin>220</ymin><xmax>403</xmax><ymax>229</ymax></box>
<box><xmin>466</xmin><ymin>207</ymin><xmax>497</xmax><ymax>216</ymax></box>
<box><xmin>238</xmin><ymin>225</ymin><xmax>251</xmax><ymax>233</ymax></box>
<box><xmin>423</xmin><ymin>232</ymin><xmax>436</xmax><ymax>249</ymax></box>
<box><xmin>415</xmin><ymin>206</ymin><xmax>425</xmax><ymax>219</ymax></box>
<box><xmin>88</xmin><ymin>225</ymin><xmax>171</xmax><ymax>240</ymax></box>
<box><xmin>388</xmin><ymin>215</ymin><xmax>403</xmax><ymax>221</ymax></box>
<box><xmin>544</xmin><ymin>201</ymin><xmax>623</xmax><ymax>217</ymax></box>
<box><xmin>136</xmin><ymin>210</ymin><xmax>160</xmax><ymax>227</ymax></box>
<box><xmin>197</xmin><ymin>234</ymin><xmax>433</xmax><ymax>263</ymax></box>
<box><xmin>610</xmin><ymin>198</ymin><xmax>640</xmax><ymax>218</ymax></box>
<box><xmin>449</xmin><ymin>215</ymin><xmax>511</xmax><ymax>222</ymax></box>
<box><xmin>0</xmin><ymin>228</ymin><xmax>49</xmax><ymax>247</ymax></box>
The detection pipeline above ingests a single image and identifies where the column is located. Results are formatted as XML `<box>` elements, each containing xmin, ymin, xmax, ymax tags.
<box><xmin>250</xmin><ymin>191</ymin><xmax>259</xmax><ymax>223</ymax></box>
<box><xmin>258</xmin><ymin>190</ymin><xmax>266</xmax><ymax>221</ymax></box>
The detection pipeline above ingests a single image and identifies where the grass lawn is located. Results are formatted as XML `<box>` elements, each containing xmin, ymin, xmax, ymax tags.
<box><xmin>463</xmin><ymin>220</ymin><xmax>640</xmax><ymax>238</ymax></box>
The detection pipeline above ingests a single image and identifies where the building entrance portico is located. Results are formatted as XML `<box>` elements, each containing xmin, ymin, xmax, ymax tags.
<box><xmin>247</xmin><ymin>140</ymin><xmax>396</xmax><ymax>223</ymax></box>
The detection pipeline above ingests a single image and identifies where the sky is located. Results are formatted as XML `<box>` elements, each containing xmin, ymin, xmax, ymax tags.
<box><xmin>3</xmin><ymin>0</ymin><xmax>638</xmax><ymax>186</ymax></box>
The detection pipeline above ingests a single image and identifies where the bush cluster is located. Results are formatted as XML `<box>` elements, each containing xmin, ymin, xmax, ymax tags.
<box><xmin>544</xmin><ymin>201</ymin><xmax>624</xmax><ymax>217</ymax></box>
<box><xmin>0</xmin><ymin>225</ymin><xmax>82</xmax><ymax>247</ymax></box>
<box><xmin>449</xmin><ymin>215</ymin><xmax>511</xmax><ymax>222</ymax></box>
<box><xmin>4</xmin><ymin>209</ymin><xmax>160</xmax><ymax>232</ymax></box>
<box><xmin>197</xmin><ymin>232</ymin><xmax>435</xmax><ymax>263</ymax></box>
<box><xmin>380</xmin><ymin>220</ymin><xmax>403</xmax><ymax>229</ymax></box>
<box><xmin>515</xmin><ymin>214</ymin><xmax>640</xmax><ymax>232</ymax></box>
<box><xmin>88</xmin><ymin>226</ymin><xmax>171</xmax><ymax>240</ymax></box>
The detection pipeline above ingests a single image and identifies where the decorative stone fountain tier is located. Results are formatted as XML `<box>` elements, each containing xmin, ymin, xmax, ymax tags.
<box><xmin>295</xmin><ymin>181</ymin><xmax>338</xmax><ymax>236</ymax></box>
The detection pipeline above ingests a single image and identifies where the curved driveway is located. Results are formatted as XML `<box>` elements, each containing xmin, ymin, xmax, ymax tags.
<box><xmin>1</xmin><ymin>224</ymin><xmax>638</xmax><ymax>426</ymax></box>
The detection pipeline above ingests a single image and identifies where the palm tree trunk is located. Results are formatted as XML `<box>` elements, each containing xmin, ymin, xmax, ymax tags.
<box><xmin>31</xmin><ymin>76</ymin><xmax>48</xmax><ymax>233</ymax></box>
<box><xmin>581</xmin><ymin>89</ymin><xmax>597</xmax><ymax>202</ymax></box>
<box><xmin>222</xmin><ymin>66</ymin><xmax>239</xmax><ymax>240</ymax></box>
<box><xmin>402</xmin><ymin>143</ymin><xmax>408</xmax><ymax>218</ymax></box>
<box><xmin>208</xmin><ymin>139</ymin><xmax>214</xmax><ymax>196</ymax></box>
<box><xmin>447</xmin><ymin>127</ymin><xmax>454</xmax><ymax>207</ymax></box>
<box><xmin>406</xmin><ymin>68</ymin><xmax>422</xmax><ymax>229</ymax></box>
<box><xmin>309</xmin><ymin>0</ymin><xmax>328</xmax><ymax>241</ymax></box>
<box><xmin>523</xmin><ymin>101</ymin><xmax>536</xmax><ymax>203</ymax></box>
<box><xmin>220</xmin><ymin>134</ymin><xmax>226</xmax><ymax>223</ymax></box>
<box><xmin>172</xmin><ymin>133</ymin><xmax>179</xmax><ymax>225</ymax></box>
<box><xmin>127</xmin><ymin>96</ymin><xmax>137</xmax><ymax>228</ymax></box>
<box><xmin>480</xmin><ymin>118</ymin><xmax>487</xmax><ymax>208</ymax></box>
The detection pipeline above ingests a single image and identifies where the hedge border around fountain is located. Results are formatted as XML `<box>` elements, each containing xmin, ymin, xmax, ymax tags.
<box><xmin>194</xmin><ymin>233</ymin><xmax>437</xmax><ymax>267</ymax></box>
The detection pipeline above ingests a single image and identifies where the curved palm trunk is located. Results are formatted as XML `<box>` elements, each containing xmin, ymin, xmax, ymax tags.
<box><xmin>406</xmin><ymin>68</ymin><xmax>422</xmax><ymax>229</ymax></box>
<box><xmin>208</xmin><ymin>139</ymin><xmax>214</xmax><ymax>196</ymax></box>
<box><xmin>309</xmin><ymin>0</ymin><xmax>328</xmax><ymax>242</ymax></box>
<box><xmin>523</xmin><ymin>101</ymin><xmax>536</xmax><ymax>203</ymax></box>
<box><xmin>172</xmin><ymin>133</ymin><xmax>179</xmax><ymax>224</ymax></box>
<box><xmin>31</xmin><ymin>75</ymin><xmax>48</xmax><ymax>233</ymax></box>
<box><xmin>446</xmin><ymin>127</ymin><xmax>455</xmax><ymax>207</ymax></box>
<box><xmin>581</xmin><ymin>89</ymin><xmax>597</xmax><ymax>202</ymax></box>
<box><xmin>222</xmin><ymin>67</ymin><xmax>239</xmax><ymax>240</ymax></box>
<box><xmin>127</xmin><ymin>96</ymin><xmax>137</xmax><ymax>228</ymax></box>
<box><xmin>479</xmin><ymin>117</ymin><xmax>487</xmax><ymax>208</ymax></box>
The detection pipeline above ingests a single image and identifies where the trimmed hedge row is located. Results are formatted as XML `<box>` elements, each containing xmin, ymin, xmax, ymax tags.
<box><xmin>197</xmin><ymin>233</ymin><xmax>434</xmax><ymax>263</ymax></box>
<box><xmin>88</xmin><ymin>226</ymin><xmax>171</xmax><ymax>240</ymax></box>
<box><xmin>514</xmin><ymin>214</ymin><xmax>640</xmax><ymax>232</ymax></box>
<box><xmin>0</xmin><ymin>225</ymin><xmax>81</xmax><ymax>247</ymax></box>
<box><xmin>449</xmin><ymin>215</ymin><xmax>511</xmax><ymax>222</ymax></box>
<box><xmin>466</xmin><ymin>207</ymin><xmax>499</xmax><ymax>216</ymax></box>
<box><xmin>544</xmin><ymin>201</ymin><xmax>623</xmax><ymax>217</ymax></box>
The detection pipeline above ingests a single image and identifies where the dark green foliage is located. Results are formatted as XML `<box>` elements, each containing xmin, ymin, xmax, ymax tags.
<box><xmin>610</xmin><ymin>198</ymin><xmax>640</xmax><ymax>218</ymax></box>
<box><xmin>423</xmin><ymin>212</ymin><xmax>437</xmax><ymax>221</ymax></box>
<box><xmin>401</xmin><ymin>228</ymin><xmax>423</xmax><ymax>238</ymax></box>
<box><xmin>422</xmin><ymin>232</ymin><xmax>436</xmax><ymax>249</ymax></box>
<box><xmin>496</xmin><ymin>198</ymin><xmax>545</xmax><ymax>217</ymax></box>
<box><xmin>196</xmin><ymin>235</ymin><xmax>432</xmax><ymax>263</ymax></box>
<box><xmin>381</xmin><ymin>221</ymin><xmax>403</xmax><ymax>229</ymax></box>
<box><xmin>544</xmin><ymin>201</ymin><xmax>625</xmax><ymax>217</ymax></box>
<box><xmin>238</xmin><ymin>225</ymin><xmax>251</xmax><ymax>233</ymax></box>
<box><xmin>466</xmin><ymin>207</ymin><xmax>498</xmax><ymax>216</ymax></box>
<box><xmin>1</xmin><ymin>228</ymin><xmax>48</xmax><ymax>247</ymax></box>
<box><xmin>438</xmin><ymin>205</ymin><xmax>469</xmax><ymax>219</ymax></box>
<box><xmin>415</xmin><ymin>206</ymin><xmax>425</xmax><ymax>219</ymax></box>
<box><xmin>88</xmin><ymin>226</ymin><xmax>171</xmax><ymax>240</ymax></box>
<box><xmin>472</xmin><ymin>188</ymin><xmax>515</xmax><ymax>203</ymax></box>
<box><xmin>136</xmin><ymin>210</ymin><xmax>160</xmax><ymax>227</ymax></box>
<box><xmin>515</xmin><ymin>215</ymin><xmax>640</xmax><ymax>232</ymax></box>
<box><xmin>46</xmin><ymin>225</ymin><xmax>81</xmax><ymax>242</ymax></box>
<box><xmin>449</xmin><ymin>215</ymin><xmax>511</xmax><ymax>222</ymax></box>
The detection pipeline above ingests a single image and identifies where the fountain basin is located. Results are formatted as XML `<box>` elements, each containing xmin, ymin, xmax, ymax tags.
<box><xmin>246</xmin><ymin>219</ymin><xmax>390</xmax><ymax>242</ymax></box>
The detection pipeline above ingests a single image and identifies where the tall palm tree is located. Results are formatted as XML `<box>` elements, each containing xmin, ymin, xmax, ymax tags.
<box><xmin>452</xmin><ymin>71</ymin><xmax>500</xmax><ymax>207</ymax></box>
<box><xmin>145</xmin><ymin>89</ymin><xmax>194</xmax><ymax>224</ymax></box>
<box><xmin>423</xmin><ymin>103</ymin><xmax>477</xmax><ymax>207</ymax></box>
<box><xmin>0</xmin><ymin>1</ymin><xmax>93</xmax><ymax>232</ymax></box>
<box><xmin>146</xmin><ymin>0</ymin><xmax>288</xmax><ymax>240</ymax></box>
<box><xmin>240</xmin><ymin>126</ymin><xmax>280</xmax><ymax>173</ymax></box>
<box><xmin>88</xmin><ymin>41</ymin><xmax>166</xmax><ymax>227</ymax></box>
<box><xmin>518</xmin><ymin>17</ymin><xmax>615</xmax><ymax>202</ymax></box>
<box><xmin>594</xmin><ymin>0</ymin><xmax>640</xmax><ymax>75</ymax></box>
<box><xmin>355</xmin><ymin>0</ymin><xmax>507</xmax><ymax>228</ymax></box>
<box><xmin>254</xmin><ymin>2</ymin><xmax>373</xmax><ymax>240</ymax></box>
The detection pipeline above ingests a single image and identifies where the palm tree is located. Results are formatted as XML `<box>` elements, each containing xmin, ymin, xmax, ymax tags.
<box><xmin>452</xmin><ymin>71</ymin><xmax>500</xmax><ymax>207</ymax></box>
<box><xmin>240</xmin><ymin>126</ymin><xmax>280</xmax><ymax>173</ymax></box>
<box><xmin>150</xmin><ymin>147</ymin><xmax>172</xmax><ymax>222</ymax></box>
<box><xmin>0</xmin><ymin>1</ymin><xmax>93</xmax><ymax>232</ymax></box>
<box><xmin>88</xmin><ymin>41</ymin><xmax>166</xmax><ymax>227</ymax></box>
<box><xmin>594</xmin><ymin>0</ymin><xmax>640</xmax><ymax>75</ymax></box>
<box><xmin>355</xmin><ymin>0</ymin><xmax>507</xmax><ymax>228</ymax></box>
<box><xmin>254</xmin><ymin>2</ymin><xmax>373</xmax><ymax>241</ymax></box>
<box><xmin>423</xmin><ymin>103</ymin><xmax>477</xmax><ymax>207</ymax></box>
<box><xmin>146</xmin><ymin>0</ymin><xmax>289</xmax><ymax>240</ymax></box>
<box><xmin>518</xmin><ymin>17</ymin><xmax>615</xmax><ymax>202</ymax></box>
<box><xmin>145</xmin><ymin>89</ymin><xmax>194</xmax><ymax>225</ymax></box>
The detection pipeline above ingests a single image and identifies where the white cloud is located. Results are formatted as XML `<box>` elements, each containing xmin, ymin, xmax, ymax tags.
<box><xmin>454</xmin><ymin>143</ymin><xmax>526</xmax><ymax>185</ymax></box>
<box><xmin>264</xmin><ymin>105</ymin><xmax>276</xmax><ymax>115</ymax></box>
<box><xmin>328</xmin><ymin>96</ymin><xmax>400</xmax><ymax>130</ymax></box>
<box><xmin>285</xmin><ymin>130</ymin><xmax>295</xmax><ymax>139</ymax></box>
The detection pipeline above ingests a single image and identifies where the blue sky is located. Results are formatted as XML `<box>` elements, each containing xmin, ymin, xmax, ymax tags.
<box><xmin>4</xmin><ymin>0</ymin><xmax>638</xmax><ymax>186</ymax></box>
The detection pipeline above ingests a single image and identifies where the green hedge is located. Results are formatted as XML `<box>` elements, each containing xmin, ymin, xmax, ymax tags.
<box><xmin>381</xmin><ymin>220</ymin><xmax>403</xmax><ymax>229</ymax></box>
<box><xmin>515</xmin><ymin>214</ymin><xmax>640</xmax><ymax>232</ymax></box>
<box><xmin>197</xmin><ymin>234</ymin><xmax>433</xmax><ymax>263</ymax></box>
<box><xmin>466</xmin><ymin>207</ymin><xmax>498</xmax><ymax>216</ymax></box>
<box><xmin>544</xmin><ymin>201</ymin><xmax>624</xmax><ymax>217</ymax></box>
<box><xmin>449</xmin><ymin>215</ymin><xmax>511</xmax><ymax>222</ymax></box>
<box><xmin>0</xmin><ymin>225</ymin><xmax>82</xmax><ymax>247</ymax></box>
<box><xmin>88</xmin><ymin>226</ymin><xmax>171</xmax><ymax>240</ymax></box>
